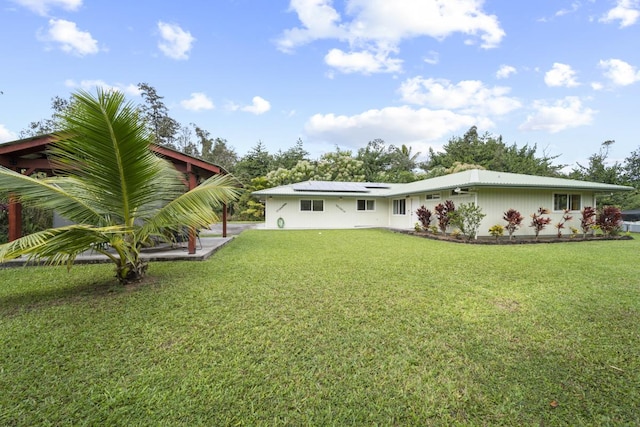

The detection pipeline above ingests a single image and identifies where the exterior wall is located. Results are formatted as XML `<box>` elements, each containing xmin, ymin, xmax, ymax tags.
<box><xmin>264</xmin><ymin>188</ymin><xmax>599</xmax><ymax>236</ymax></box>
<box><xmin>263</xmin><ymin>196</ymin><xmax>389</xmax><ymax>229</ymax></box>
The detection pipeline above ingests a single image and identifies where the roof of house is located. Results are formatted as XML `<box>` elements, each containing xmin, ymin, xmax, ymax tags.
<box><xmin>253</xmin><ymin>169</ymin><xmax>634</xmax><ymax>198</ymax></box>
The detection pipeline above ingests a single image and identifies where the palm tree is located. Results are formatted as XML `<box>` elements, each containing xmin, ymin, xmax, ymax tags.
<box><xmin>0</xmin><ymin>89</ymin><xmax>240</xmax><ymax>284</ymax></box>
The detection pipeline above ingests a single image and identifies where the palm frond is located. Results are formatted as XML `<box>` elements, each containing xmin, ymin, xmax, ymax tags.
<box><xmin>0</xmin><ymin>167</ymin><xmax>105</xmax><ymax>225</ymax></box>
<box><xmin>0</xmin><ymin>224</ymin><xmax>127</xmax><ymax>266</ymax></box>
<box><xmin>142</xmin><ymin>174</ymin><xmax>241</xmax><ymax>234</ymax></box>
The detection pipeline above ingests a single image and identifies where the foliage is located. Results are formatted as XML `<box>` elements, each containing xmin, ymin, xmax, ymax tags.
<box><xmin>315</xmin><ymin>149</ymin><xmax>365</xmax><ymax>181</ymax></box>
<box><xmin>503</xmin><ymin>208</ymin><xmax>524</xmax><ymax>240</ymax></box>
<box><xmin>138</xmin><ymin>82</ymin><xmax>180</xmax><ymax>148</ymax></box>
<box><xmin>580</xmin><ymin>206</ymin><xmax>597</xmax><ymax>238</ymax></box>
<box><xmin>234</xmin><ymin>141</ymin><xmax>275</xmax><ymax>183</ymax></box>
<box><xmin>415</xmin><ymin>205</ymin><xmax>432</xmax><ymax>230</ymax></box>
<box><xmin>0</xmin><ymin>89</ymin><xmax>240</xmax><ymax>284</ymax></box>
<box><xmin>597</xmin><ymin>206</ymin><xmax>622</xmax><ymax>236</ymax></box>
<box><xmin>423</xmin><ymin>126</ymin><xmax>564</xmax><ymax>177</ymax></box>
<box><xmin>237</xmin><ymin>176</ymin><xmax>269</xmax><ymax>220</ymax></box>
<box><xmin>1</xmin><ymin>229</ymin><xmax>640</xmax><ymax>425</ymax></box>
<box><xmin>449</xmin><ymin>202</ymin><xmax>486</xmax><ymax>240</ymax></box>
<box><xmin>488</xmin><ymin>224</ymin><xmax>504</xmax><ymax>240</ymax></box>
<box><xmin>529</xmin><ymin>207</ymin><xmax>552</xmax><ymax>240</ymax></box>
<box><xmin>555</xmin><ymin>209</ymin><xmax>573</xmax><ymax>238</ymax></box>
<box><xmin>434</xmin><ymin>200</ymin><xmax>455</xmax><ymax>235</ymax></box>
<box><xmin>194</xmin><ymin>126</ymin><xmax>238</xmax><ymax>172</ymax></box>
<box><xmin>19</xmin><ymin>96</ymin><xmax>71</xmax><ymax>138</ymax></box>
<box><xmin>273</xmin><ymin>138</ymin><xmax>309</xmax><ymax>170</ymax></box>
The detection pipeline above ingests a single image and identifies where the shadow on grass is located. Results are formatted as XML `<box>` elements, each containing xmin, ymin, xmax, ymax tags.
<box><xmin>0</xmin><ymin>274</ymin><xmax>159</xmax><ymax>317</ymax></box>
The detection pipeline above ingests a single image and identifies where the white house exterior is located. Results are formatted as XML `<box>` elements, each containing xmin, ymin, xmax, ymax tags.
<box><xmin>253</xmin><ymin>169</ymin><xmax>633</xmax><ymax>237</ymax></box>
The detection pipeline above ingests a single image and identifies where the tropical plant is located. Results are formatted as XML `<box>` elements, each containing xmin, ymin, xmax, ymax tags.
<box><xmin>502</xmin><ymin>208</ymin><xmax>524</xmax><ymax>240</ymax></box>
<box><xmin>0</xmin><ymin>89</ymin><xmax>240</xmax><ymax>284</ymax></box>
<box><xmin>434</xmin><ymin>200</ymin><xmax>455</xmax><ymax>235</ymax></box>
<box><xmin>416</xmin><ymin>205</ymin><xmax>432</xmax><ymax>230</ymax></box>
<box><xmin>449</xmin><ymin>202</ymin><xmax>486</xmax><ymax>240</ymax></box>
<box><xmin>555</xmin><ymin>209</ymin><xmax>573</xmax><ymax>238</ymax></box>
<box><xmin>488</xmin><ymin>224</ymin><xmax>504</xmax><ymax>241</ymax></box>
<box><xmin>530</xmin><ymin>207</ymin><xmax>552</xmax><ymax>240</ymax></box>
<box><xmin>597</xmin><ymin>206</ymin><xmax>622</xmax><ymax>236</ymax></box>
<box><xmin>580</xmin><ymin>206</ymin><xmax>597</xmax><ymax>238</ymax></box>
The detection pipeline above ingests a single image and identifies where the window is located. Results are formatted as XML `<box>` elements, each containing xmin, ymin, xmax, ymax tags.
<box><xmin>357</xmin><ymin>199</ymin><xmax>375</xmax><ymax>211</ymax></box>
<box><xmin>426</xmin><ymin>193</ymin><xmax>440</xmax><ymax>200</ymax></box>
<box><xmin>392</xmin><ymin>199</ymin><xmax>406</xmax><ymax>215</ymax></box>
<box><xmin>300</xmin><ymin>199</ymin><xmax>324</xmax><ymax>212</ymax></box>
<box><xmin>553</xmin><ymin>193</ymin><xmax>581</xmax><ymax>211</ymax></box>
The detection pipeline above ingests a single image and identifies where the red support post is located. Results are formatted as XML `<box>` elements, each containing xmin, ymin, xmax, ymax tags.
<box><xmin>222</xmin><ymin>203</ymin><xmax>228</xmax><ymax>238</ymax></box>
<box><xmin>187</xmin><ymin>165</ymin><xmax>197</xmax><ymax>254</ymax></box>
<box><xmin>8</xmin><ymin>195</ymin><xmax>22</xmax><ymax>242</ymax></box>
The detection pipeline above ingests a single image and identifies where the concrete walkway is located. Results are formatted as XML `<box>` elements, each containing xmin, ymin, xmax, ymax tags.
<box><xmin>1</xmin><ymin>222</ymin><xmax>262</xmax><ymax>268</ymax></box>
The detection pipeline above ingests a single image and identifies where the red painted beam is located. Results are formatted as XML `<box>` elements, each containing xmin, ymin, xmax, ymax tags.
<box><xmin>8</xmin><ymin>195</ymin><xmax>22</xmax><ymax>242</ymax></box>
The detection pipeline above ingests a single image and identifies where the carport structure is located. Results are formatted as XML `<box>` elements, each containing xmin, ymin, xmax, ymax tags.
<box><xmin>0</xmin><ymin>134</ymin><xmax>229</xmax><ymax>254</ymax></box>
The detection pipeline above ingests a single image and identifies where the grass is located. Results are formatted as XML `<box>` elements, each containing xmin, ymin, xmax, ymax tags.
<box><xmin>1</xmin><ymin>229</ymin><xmax>639</xmax><ymax>426</ymax></box>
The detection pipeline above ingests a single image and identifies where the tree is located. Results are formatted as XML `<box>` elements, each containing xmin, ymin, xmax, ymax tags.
<box><xmin>19</xmin><ymin>96</ymin><xmax>70</xmax><ymax>138</ymax></box>
<box><xmin>234</xmin><ymin>141</ymin><xmax>274</xmax><ymax>183</ymax></box>
<box><xmin>315</xmin><ymin>149</ymin><xmax>365</xmax><ymax>181</ymax></box>
<box><xmin>138</xmin><ymin>82</ymin><xmax>180</xmax><ymax>148</ymax></box>
<box><xmin>503</xmin><ymin>208</ymin><xmax>524</xmax><ymax>240</ymax></box>
<box><xmin>424</xmin><ymin>126</ymin><xmax>563</xmax><ymax>176</ymax></box>
<box><xmin>195</xmin><ymin>126</ymin><xmax>238</xmax><ymax>172</ymax></box>
<box><xmin>529</xmin><ymin>207</ymin><xmax>552</xmax><ymax>240</ymax></box>
<box><xmin>570</xmin><ymin>140</ymin><xmax>622</xmax><ymax>185</ymax></box>
<box><xmin>273</xmin><ymin>138</ymin><xmax>310</xmax><ymax>170</ymax></box>
<box><xmin>0</xmin><ymin>89</ymin><xmax>240</xmax><ymax>284</ymax></box>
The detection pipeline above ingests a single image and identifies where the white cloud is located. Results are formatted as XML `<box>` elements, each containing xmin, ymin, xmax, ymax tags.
<box><xmin>305</xmin><ymin>106</ymin><xmax>494</xmax><ymax>147</ymax></box>
<box><xmin>180</xmin><ymin>92</ymin><xmax>214</xmax><ymax>111</ymax></box>
<box><xmin>399</xmin><ymin>77</ymin><xmax>521</xmax><ymax>116</ymax></box>
<box><xmin>64</xmin><ymin>79</ymin><xmax>140</xmax><ymax>95</ymax></box>
<box><xmin>0</xmin><ymin>124</ymin><xmax>17</xmax><ymax>143</ymax></box>
<box><xmin>231</xmin><ymin>96</ymin><xmax>271</xmax><ymax>115</ymax></box>
<box><xmin>157</xmin><ymin>22</ymin><xmax>195</xmax><ymax>60</ymax></box>
<box><xmin>324</xmin><ymin>48</ymin><xmax>402</xmax><ymax>74</ymax></box>
<box><xmin>599</xmin><ymin>58</ymin><xmax>640</xmax><ymax>86</ymax></box>
<box><xmin>544</xmin><ymin>63</ymin><xmax>580</xmax><ymax>87</ymax></box>
<box><xmin>496</xmin><ymin>64</ymin><xmax>516</xmax><ymax>79</ymax></box>
<box><xmin>277</xmin><ymin>0</ymin><xmax>505</xmax><ymax>74</ymax></box>
<box><xmin>41</xmin><ymin>18</ymin><xmax>98</xmax><ymax>56</ymax></box>
<box><xmin>600</xmin><ymin>0</ymin><xmax>640</xmax><ymax>27</ymax></box>
<box><xmin>11</xmin><ymin>0</ymin><xmax>81</xmax><ymax>16</ymax></box>
<box><xmin>423</xmin><ymin>50</ymin><xmax>439</xmax><ymax>65</ymax></box>
<box><xmin>519</xmin><ymin>96</ymin><xmax>595</xmax><ymax>133</ymax></box>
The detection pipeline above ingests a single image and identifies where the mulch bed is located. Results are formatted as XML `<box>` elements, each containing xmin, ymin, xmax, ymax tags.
<box><xmin>396</xmin><ymin>230</ymin><xmax>633</xmax><ymax>244</ymax></box>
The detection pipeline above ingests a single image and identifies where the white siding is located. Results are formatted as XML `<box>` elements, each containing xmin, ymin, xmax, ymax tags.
<box><xmin>263</xmin><ymin>196</ymin><xmax>389</xmax><ymax>229</ymax></box>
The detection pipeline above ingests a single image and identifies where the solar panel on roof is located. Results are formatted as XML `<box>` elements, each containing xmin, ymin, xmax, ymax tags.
<box><xmin>291</xmin><ymin>181</ymin><xmax>370</xmax><ymax>192</ymax></box>
<box><xmin>364</xmin><ymin>183</ymin><xmax>391</xmax><ymax>189</ymax></box>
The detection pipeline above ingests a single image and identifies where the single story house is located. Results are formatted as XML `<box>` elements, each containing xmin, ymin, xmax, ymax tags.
<box><xmin>253</xmin><ymin>169</ymin><xmax>633</xmax><ymax>237</ymax></box>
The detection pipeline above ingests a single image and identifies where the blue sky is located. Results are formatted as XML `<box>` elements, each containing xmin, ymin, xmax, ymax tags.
<box><xmin>1</xmin><ymin>0</ymin><xmax>640</xmax><ymax>170</ymax></box>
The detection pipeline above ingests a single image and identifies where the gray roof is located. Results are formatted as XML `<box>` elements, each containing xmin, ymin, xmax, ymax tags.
<box><xmin>253</xmin><ymin>169</ymin><xmax>633</xmax><ymax>198</ymax></box>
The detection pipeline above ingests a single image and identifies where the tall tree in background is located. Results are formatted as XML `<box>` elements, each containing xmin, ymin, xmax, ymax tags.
<box><xmin>569</xmin><ymin>140</ymin><xmax>622</xmax><ymax>184</ymax></box>
<box><xmin>273</xmin><ymin>138</ymin><xmax>309</xmax><ymax>170</ymax></box>
<box><xmin>234</xmin><ymin>141</ymin><xmax>274</xmax><ymax>183</ymax></box>
<box><xmin>424</xmin><ymin>126</ymin><xmax>563</xmax><ymax>177</ymax></box>
<box><xmin>138</xmin><ymin>82</ymin><xmax>180</xmax><ymax>148</ymax></box>
<box><xmin>19</xmin><ymin>96</ymin><xmax>70</xmax><ymax>138</ymax></box>
<box><xmin>194</xmin><ymin>125</ymin><xmax>238</xmax><ymax>172</ymax></box>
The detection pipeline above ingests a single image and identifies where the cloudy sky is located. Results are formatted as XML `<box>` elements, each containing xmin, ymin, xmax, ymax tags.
<box><xmin>1</xmin><ymin>0</ymin><xmax>639</xmax><ymax>168</ymax></box>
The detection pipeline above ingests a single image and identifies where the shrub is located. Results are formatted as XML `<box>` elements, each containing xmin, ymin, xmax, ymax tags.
<box><xmin>555</xmin><ymin>209</ymin><xmax>573</xmax><ymax>238</ymax></box>
<box><xmin>570</xmin><ymin>227</ymin><xmax>579</xmax><ymax>238</ymax></box>
<box><xmin>434</xmin><ymin>200</ymin><xmax>455</xmax><ymax>235</ymax></box>
<box><xmin>597</xmin><ymin>206</ymin><xmax>622</xmax><ymax>236</ymax></box>
<box><xmin>416</xmin><ymin>205</ymin><xmax>432</xmax><ymax>230</ymax></box>
<box><xmin>489</xmin><ymin>224</ymin><xmax>504</xmax><ymax>240</ymax></box>
<box><xmin>429</xmin><ymin>225</ymin><xmax>439</xmax><ymax>234</ymax></box>
<box><xmin>580</xmin><ymin>206</ymin><xmax>596</xmax><ymax>238</ymax></box>
<box><xmin>414</xmin><ymin>222</ymin><xmax>422</xmax><ymax>232</ymax></box>
<box><xmin>530</xmin><ymin>207</ymin><xmax>552</xmax><ymax>240</ymax></box>
<box><xmin>449</xmin><ymin>203</ymin><xmax>486</xmax><ymax>241</ymax></box>
<box><xmin>503</xmin><ymin>209</ymin><xmax>524</xmax><ymax>240</ymax></box>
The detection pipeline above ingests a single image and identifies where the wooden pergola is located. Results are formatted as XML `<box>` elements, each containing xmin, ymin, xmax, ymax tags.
<box><xmin>0</xmin><ymin>134</ymin><xmax>229</xmax><ymax>254</ymax></box>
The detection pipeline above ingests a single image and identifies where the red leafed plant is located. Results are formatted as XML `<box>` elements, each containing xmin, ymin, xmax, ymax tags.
<box><xmin>597</xmin><ymin>206</ymin><xmax>622</xmax><ymax>236</ymax></box>
<box><xmin>434</xmin><ymin>200</ymin><xmax>455</xmax><ymax>234</ymax></box>
<box><xmin>503</xmin><ymin>209</ymin><xmax>524</xmax><ymax>240</ymax></box>
<box><xmin>555</xmin><ymin>209</ymin><xmax>573</xmax><ymax>238</ymax></box>
<box><xmin>580</xmin><ymin>206</ymin><xmax>596</xmax><ymax>238</ymax></box>
<box><xmin>416</xmin><ymin>205</ymin><xmax>432</xmax><ymax>231</ymax></box>
<box><xmin>530</xmin><ymin>207</ymin><xmax>552</xmax><ymax>240</ymax></box>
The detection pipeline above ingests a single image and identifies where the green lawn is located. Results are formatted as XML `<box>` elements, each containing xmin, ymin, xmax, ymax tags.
<box><xmin>1</xmin><ymin>229</ymin><xmax>638</xmax><ymax>426</ymax></box>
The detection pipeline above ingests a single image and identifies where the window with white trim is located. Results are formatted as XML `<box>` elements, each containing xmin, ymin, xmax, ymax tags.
<box><xmin>392</xmin><ymin>199</ymin><xmax>406</xmax><ymax>215</ymax></box>
<box><xmin>357</xmin><ymin>199</ymin><xmax>375</xmax><ymax>211</ymax></box>
<box><xmin>300</xmin><ymin>199</ymin><xmax>324</xmax><ymax>212</ymax></box>
<box><xmin>553</xmin><ymin>193</ymin><xmax>581</xmax><ymax>211</ymax></box>
<box><xmin>426</xmin><ymin>193</ymin><xmax>440</xmax><ymax>200</ymax></box>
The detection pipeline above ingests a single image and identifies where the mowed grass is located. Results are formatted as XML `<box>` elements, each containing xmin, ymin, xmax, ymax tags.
<box><xmin>1</xmin><ymin>229</ymin><xmax>639</xmax><ymax>426</ymax></box>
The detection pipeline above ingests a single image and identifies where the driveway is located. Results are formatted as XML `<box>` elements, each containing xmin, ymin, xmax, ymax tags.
<box><xmin>206</xmin><ymin>222</ymin><xmax>262</xmax><ymax>236</ymax></box>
